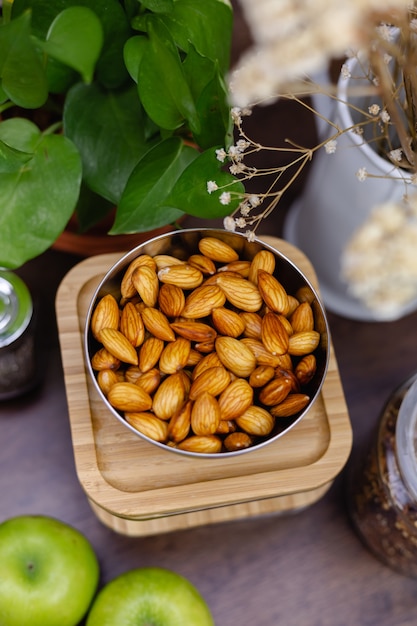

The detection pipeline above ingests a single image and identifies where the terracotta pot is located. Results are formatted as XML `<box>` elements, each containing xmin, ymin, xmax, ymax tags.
<box><xmin>53</xmin><ymin>212</ymin><xmax>177</xmax><ymax>257</ymax></box>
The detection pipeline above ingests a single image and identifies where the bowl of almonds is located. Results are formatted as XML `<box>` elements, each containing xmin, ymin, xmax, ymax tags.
<box><xmin>84</xmin><ymin>228</ymin><xmax>330</xmax><ymax>458</ymax></box>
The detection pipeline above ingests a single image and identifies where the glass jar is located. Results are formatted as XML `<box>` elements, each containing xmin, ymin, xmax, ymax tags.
<box><xmin>347</xmin><ymin>373</ymin><xmax>417</xmax><ymax>578</ymax></box>
<box><xmin>0</xmin><ymin>270</ymin><xmax>38</xmax><ymax>400</ymax></box>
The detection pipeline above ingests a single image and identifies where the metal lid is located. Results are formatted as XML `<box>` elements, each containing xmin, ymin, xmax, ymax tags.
<box><xmin>0</xmin><ymin>271</ymin><xmax>33</xmax><ymax>348</ymax></box>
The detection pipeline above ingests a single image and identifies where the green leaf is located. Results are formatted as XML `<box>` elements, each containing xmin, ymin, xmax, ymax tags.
<box><xmin>140</xmin><ymin>0</ymin><xmax>174</xmax><ymax>12</ymax></box>
<box><xmin>0</xmin><ymin>118</ymin><xmax>82</xmax><ymax>268</ymax></box>
<box><xmin>75</xmin><ymin>182</ymin><xmax>114</xmax><ymax>232</ymax></box>
<box><xmin>123</xmin><ymin>35</ymin><xmax>148</xmax><ymax>83</ymax></box>
<box><xmin>0</xmin><ymin>11</ymin><xmax>48</xmax><ymax>107</ymax></box>
<box><xmin>138</xmin><ymin>17</ymin><xmax>199</xmax><ymax>132</ymax></box>
<box><xmin>111</xmin><ymin>137</ymin><xmax>197</xmax><ymax>233</ymax></box>
<box><xmin>0</xmin><ymin>138</ymin><xmax>32</xmax><ymax>172</ymax></box>
<box><xmin>160</xmin><ymin>0</ymin><xmax>233</xmax><ymax>74</ymax></box>
<box><xmin>63</xmin><ymin>81</ymin><xmax>151</xmax><ymax>204</ymax></box>
<box><xmin>12</xmin><ymin>0</ymin><xmax>131</xmax><ymax>89</ymax></box>
<box><xmin>168</xmin><ymin>147</ymin><xmax>244</xmax><ymax>219</ymax></box>
<box><xmin>195</xmin><ymin>75</ymin><xmax>233</xmax><ymax>149</ymax></box>
<box><xmin>41</xmin><ymin>7</ymin><xmax>103</xmax><ymax>83</ymax></box>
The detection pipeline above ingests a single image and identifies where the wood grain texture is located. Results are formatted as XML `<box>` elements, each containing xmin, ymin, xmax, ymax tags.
<box><xmin>55</xmin><ymin>237</ymin><xmax>352</xmax><ymax>535</ymax></box>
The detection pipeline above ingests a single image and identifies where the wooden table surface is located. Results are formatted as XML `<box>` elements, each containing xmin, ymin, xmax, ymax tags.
<box><xmin>3</xmin><ymin>7</ymin><xmax>417</xmax><ymax>624</ymax></box>
<box><xmin>2</xmin><ymin>221</ymin><xmax>417</xmax><ymax>626</ymax></box>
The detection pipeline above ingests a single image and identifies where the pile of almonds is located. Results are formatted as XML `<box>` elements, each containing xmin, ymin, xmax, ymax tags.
<box><xmin>89</xmin><ymin>235</ymin><xmax>323</xmax><ymax>454</ymax></box>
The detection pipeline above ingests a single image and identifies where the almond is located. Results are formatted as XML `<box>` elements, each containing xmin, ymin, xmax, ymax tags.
<box><xmin>107</xmin><ymin>382</ymin><xmax>152</xmax><ymax>412</ymax></box>
<box><xmin>125</xmin><ymin>412</ymin><xmax>169</xmax><ymax>442</ymax></box>
<box><xmin>189</xmin><ymin>366</ymin><xmax>230</xmax><ymax>400</ymax></box>
<box><xmin>91</xmin><ymin>347</ymin><xmax>121</xmax><ymax>371</ymax></box>
<box><xmin>217</xmin><ymin>260</ymin><xmax>251</xmax><ymax>277</ymax></box>
<box><xmin>158</xmin><ymin>264</ymin><xmax>203</xmax><ymax>289</ymax></box>
<box><xmin>236</xmin><ymin>405</ymin><xmax>275</xmax><ymax>436</ymax></box>
<box><xmin>288</xmin><ymin>331</ymin><xmax>320</xmax><ymax>356</ymax></box>
<box><xmin>177</xmin><ymin>435</ymin><xmax>222</xmax><ymax>454</ymax></box>
<box><xmin>121</xmin><ymin>255</ymin><xmax>156</xmax><ymax>299</ymax></box>
<box><xmin>120</xmin><ymin>301</ymin><xmax>145</xmax><ymax>347</ymax></box>
<box><xmin>191</xmin><ymin>392</ymin><xmax>221</xmax><ymax>436</ymax></box>
<box><xmin>249</xmin><ymin>365</ymin><xmax>276</xmax><ymax>388</ymax></box>
<box><xmin>211</xmin><ymin>307</ymin><xmax>245</xmax><ymax>338</ymax></box>
<box><xmin>218</xmin><ymin>378</ymin><xmax>253</xmax><ymax>420</ymax></box>
<box><xmin>192</xmin><ymin>351</ymin><xmax>223</xmax><ymax>379</ymax></box>
<box><xmin>153</xmin><ymin>254</ymin><xmax>186</xmax><ymax>270</ymax></box>
<box><xmin>240</xmin><ymin>311</ymin><xmax>263</xmax><ymax>339</ymax></box>
<box><xmin>152</xmin><ymin>372</ymin><xmax>187</xmax><ymax>420</ymax></box>
<box><xmin>258</xmin><ymin>375</ymin><xmax>292</xmax><ymax>406</ymax></box>
<box><xmin>290</xmin><ymin>301</ymin><xmax>315</xmax><ymax>332</ymax></box>
<box><xmin>159</xmin><ymin>337</ymin><xmax>191</xmax><ymax>374</ymax></box>
<box><xmin>135</xmin><ymin>367</ymin><xmax>161</xmax><ymax>395</ymax></box>
<box><xmin>98</xmin><ymin>328</ymin><xmax>138</xmax><ymax>365</ymax></box>
<box><xmin>131</xmin><ymin>265</ymin><xmax>159</xmax><ymax>307</ymax></box>
<box><xmin>216</xmin><ymin>274</ymin><xmax>263</xmax><ymax>312</ymax></box>
<box><xmin>198</xmin><ymin>236</ymin><xmax>239</xmax><ymax>262</ymax></box>
<box><xmin>215</xmin><ymin>336</ymin><xmax>257</xmax><ymax>377</ymax></box>
<box><xmin>158</xmin><ymin>283</ymin><xmax>185</xmax><ymax>318</ymax></box>
<box><xmin>97</xmin><ymin>369</ymin><xmax>119</xmax><ymax>396</ymax></box>
<box><xmin>194</xmin><ymin>340</ymin><xmax>216</xmax><ymax>353</ymax></box>
<box><xmin>257</xmin><ymin>269</ymin><xmax>290</xmax><ymax>315</ymax></box>
<box><xmin>170</xmin><ymin>320</ymin><xmax>217</xmax><ymax>343</ymax></box>
<box><xmin>261</xmin><ymin>312</ymin><xmax>289</xmax><ymax>356</ymax></box>
<box><xmin>187</xmin><ymin>254</ymin><xmax>216</xmax><ymax>275</ymax></box>
<box><xmin>294</xmin><ymin>354</ymin><xmax>317</xmax><ymax>385</ymax></box>
<box><xmin>91</xmin><ymin>294</ymin><xmax>120</xmax><ymax>339</ymax></box>
<box><xmin>270</xmin><ymin>393</ymin><xmax>310</xmax><ymax>417</ymax></box>
<box><xmin>141</xmin><ymin>307</ymin><xmax>176</xmax><ymax>342</ymax></box>
<box><xmin>181</xmin><ymin>284</ymin><xmax>226</xmax><ymax>319</ymax></box>
<box><xmin>224</xmin><ymin>432</ymin><xmax>252</xmax><ymax>452</ymax></box>
<box><xmin>138</xmin><ymin>336</ymin><xmax>164</xmax><ymax>372</ymax></box>
<box><xmin>168</xmin><ymin>399</ymin><xmax>192</xmax><ymax>443</ymax></box>
<box><xmin>241</xmin><ymin>337</ymin><xmax>284</xmax><ymax>368</ymax></box>
<box><xmin>248</xmin><ymin>249</ymin><xmax>276</xmax><ymax>284</ymax></box>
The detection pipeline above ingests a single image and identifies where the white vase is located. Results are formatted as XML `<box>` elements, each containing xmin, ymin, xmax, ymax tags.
<box><xmin>283</xmin><ymin>58</ymin><xmax>417</xmax><ymax>321</ymax></box>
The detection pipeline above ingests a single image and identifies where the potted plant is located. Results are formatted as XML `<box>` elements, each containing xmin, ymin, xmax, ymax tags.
<box><xmin>0</xmin><ymin>0</ymin><xmax>244</xmax><ymax>268</ymax></box>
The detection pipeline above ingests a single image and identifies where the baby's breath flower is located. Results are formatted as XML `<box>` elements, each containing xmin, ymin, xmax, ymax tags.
<box><xmin>229</xmin><ymin>162</ymin><xmax>246</xmax><ymax>175</ymax></box>
<box><xmin>215</xmin><ymin>148</ymin><xmax>227</xmax><ymax>163</ymax></box>
<box><xmin>228</xmin><ymin>145</ymin><xmax>243</xmax><ymax>159</ymax></box>
<box><xmin>380</xmin><ymin>109</ymin><xmax>390</xmax><ymax>123</ymax></box>
<box><xmin>231</xmin><ymin>107</ymin><xmax>242</xmax><ymax>124</ymax></box>
<box><xmin>207</xmin><ymin>180</ymin><xmax>218</xmax><ymax>194</ymax></box>
<box><xmin>356</xmin><ymin>167</ymin><xmax>368</xmax><ymax>182</ymax></box>
<box><xmin>324</xmin><ymin>140</ymin><xmax>337</xmax><ymax>154</ymax></box>
<box><xmin>223</xmin><ymin>216</ymin><xmax>236</xmax><ymax>231</ymax></box>
<box><xmin>236</xmin><ymin>139</ymin><xmax>250</xmax><ymax>151</ymax></box>
<box><xmin>368</xmin><ymin>104</ymin><xmax>380</xmax><ymax>116</ymax></box>
<box><xmin>219</xmin><ymin>191</ymin><xmax>231</xmax><ymax>205</ymax></box>
<box><xmin>340</xmin><ymin>63</ymin><xmax>351</xmax><ymax>79</ymax></box>
<box><xmin>245</xmin><ymin>230</ymin><xmax>256</xmax><ymax>242</ymax></box>
<box><xmin>239</xmin><ymin>203</ymin><xmax>251</xmax><ymax>216</ymax></box>
<box><xmin>235</xmin><ymin>217</ymin><xmax>247</xmax><ymax>228</ymax></box>
<box><xmin>248</xmin><ymin>194</ymin><xmax>261</xmax><ymax>207</ymax></box>
<box><xmin>389</xmin><ymin>149</ymin><xmax>402</xmax><ymax>162</ymax></box>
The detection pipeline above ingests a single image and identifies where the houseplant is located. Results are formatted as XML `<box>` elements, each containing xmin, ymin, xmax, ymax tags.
<box><xmin>0</xmin><ymin>0</ymin><xmax>244</xmax><ymax>269</ymax></box>
<box><xmin>218</xmin><ymin>0</ymin><xmax>417</xmax><ymax>320</ymax></box>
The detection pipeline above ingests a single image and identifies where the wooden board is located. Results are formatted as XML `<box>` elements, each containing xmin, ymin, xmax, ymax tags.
<box><xmin>56</xmin><ymin>236</ymin><xmax>352</xmax><ymax>536</ymax></box>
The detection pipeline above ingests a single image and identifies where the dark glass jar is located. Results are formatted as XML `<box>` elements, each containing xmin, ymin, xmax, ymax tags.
<box><xmin>347</xmin><ymin>373</ymin><xmax>417</xmax><ymax>578</ymax></box>
<box><xmin>0</xmin><ymin>270</ymin><xmax>38</xmax><ymax>400</ymax></box>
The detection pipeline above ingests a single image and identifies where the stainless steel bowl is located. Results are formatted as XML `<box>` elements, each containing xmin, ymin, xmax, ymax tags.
<box><xmin>84</xmin><ymin>228</ymin><xmax>330</xmax><ymax>458</ymax></box>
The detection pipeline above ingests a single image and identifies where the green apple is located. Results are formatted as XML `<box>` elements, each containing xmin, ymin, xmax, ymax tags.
<box><xmin>0</xmin><ymin>515</ymin><xmax>99</xmax><ymax>626</ymax></box>
<box><xmin>86</xmin><ymin>567</ymin><xmax>215</xmax><ymax>626</ymax></box>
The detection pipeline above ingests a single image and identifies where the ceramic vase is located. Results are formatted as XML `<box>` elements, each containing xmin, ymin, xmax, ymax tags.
<box><xmin>283</xmin><ymin>58</ymin><xmax>416</xmax><ymax>321</ymax></box>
